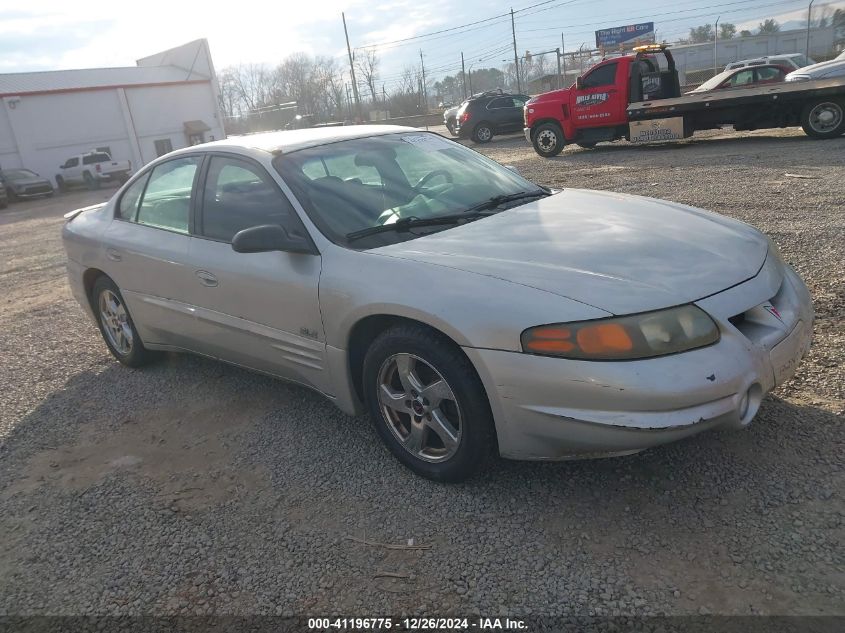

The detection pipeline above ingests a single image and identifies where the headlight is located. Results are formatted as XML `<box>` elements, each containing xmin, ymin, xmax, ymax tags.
<box><xmin>521</xmin><ymin>304</ymin><xmax>720</xmax><ymax>360</ymax></box>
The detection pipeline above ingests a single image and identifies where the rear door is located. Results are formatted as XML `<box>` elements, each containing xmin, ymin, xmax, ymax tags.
<box><xmin>754</xmin><ymin>66</ymin><xmax>786</xmax><ymax>85</ymax></box>
<box><xmin>570</xmin><ymin>61</ymin><xmax>626</xmax><ymax>129</ymax></box>
<box><xmin>185</xmin><ymin>153</ymin><xmax>329</xmax><ymax>393</ymax></box>
<box><xmin>102</xmin><ymin>155</ymin><xmax>203</xmax><ymax>348</ymax></box>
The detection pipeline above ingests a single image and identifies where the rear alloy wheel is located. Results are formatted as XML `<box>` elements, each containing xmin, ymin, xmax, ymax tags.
<box><xmin>93</xmin><ymin>276</ymin><xmax>159</xmax><ymax>367</ymax></box>
<box><xmin>532</xmin><ymin>122</ymin><xmax>564</xmax><ymax>157</ymax></box>
<box><xmin>472</xmin><ymin>123</ymin><xmax>494</xmax><ymax>143</ymax></box>
<box><xmin>801</xmin><ymin>100</ymin><xmax>845</xmax><ymax>139</ymax></box>
<box><xmin>363</xmin><ymin>324</ymin><xmax>494</xmax><ymax>482</ymax></box>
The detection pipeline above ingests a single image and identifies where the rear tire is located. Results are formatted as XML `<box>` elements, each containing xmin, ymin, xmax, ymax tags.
<box><xmin>531</xmin><ymin>122</ymin><xmax>565</xmax><ymax>157</ymax></box>
<box><xmin>83</xmin><ymin>171</ymin><xmax>100</xmax><ymax>190</ymax></box>
<box><xmin>801</xmin><ymin>99</ymin><xmax>845</xmax><ymax>139</ymax></box>
<box><xmin>92</xmin><ymin>276</ymin><xmax>160</xmax><ymax>368</ymax></box>
<box><xmin>362</xmin><ymin>324</ymin><xmax>495</xmax><ymax>482</ymax></box>
<box><xmin>472</xmin><ymin>123</ymin><xmax>494</xmax><ymax>144</ymax></box>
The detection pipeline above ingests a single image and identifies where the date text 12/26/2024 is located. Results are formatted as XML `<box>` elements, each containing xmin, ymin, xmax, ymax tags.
<box><xmin>308</xmin><ymin>617</ymin><xmax>527</xmax><ymax>630</ymax></box>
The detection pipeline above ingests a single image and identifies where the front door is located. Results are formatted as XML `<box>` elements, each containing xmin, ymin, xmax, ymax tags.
<box><xmin>570</xmin><ymin>61</ymin><xmax>626</xmax><ymax>129</ymax></box>
<box><xmin>184</xmin><ymin>154</ymin><xmax>329</xmax><ymax>393</ymax></box>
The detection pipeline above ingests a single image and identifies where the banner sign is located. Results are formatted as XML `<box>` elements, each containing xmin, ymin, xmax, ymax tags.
<box><xmin>595</xmin><ymin>22</ymin><xmax>655</xmax><ymax>48</ymax></box>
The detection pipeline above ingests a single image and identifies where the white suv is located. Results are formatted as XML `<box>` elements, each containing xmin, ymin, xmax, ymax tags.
<box><xmin>725</xmin><ymin>53</ymin><xmax>815</xmax><ymax>72</ymax></box>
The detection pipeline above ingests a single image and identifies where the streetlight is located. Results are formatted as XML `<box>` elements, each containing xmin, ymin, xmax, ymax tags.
<box><xmin>806</xmin><ymin>0</ymin><xmax>816</xmax><ymax>59</ymax></box>
<box><xmin>466</xmin><ymin>58</ymin><xmax>484</xmax><ymax>96</ymax></box>
<box><xmin>714</xmin><ymin>15</ymin><xmax>720</xmax><ymax>77</ymax></box>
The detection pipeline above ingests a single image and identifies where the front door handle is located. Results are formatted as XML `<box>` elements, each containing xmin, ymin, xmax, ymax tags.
<box><xmin>106</xmin><ymin>248</ymin><xmax>122</xmax><ymax>262</ymax></box>
<box><xmin>195</xmin><ymin>270</ymin><xmax>218</xmax><ymax>287</ymax></box>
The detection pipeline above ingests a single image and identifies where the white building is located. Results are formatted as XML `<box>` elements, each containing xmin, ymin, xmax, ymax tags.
<box><xmin>0</xmin><ymin>39</ymin><xmax>225</xmax><ymax>183</ymax></box>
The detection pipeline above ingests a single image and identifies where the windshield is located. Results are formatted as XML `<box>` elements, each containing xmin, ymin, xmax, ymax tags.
<box><xmin>695</xmin><ymin>69</ymin><xmax>737</xmax><ymax>91</ymax></box>
<box><xmin>274</xmin><ymin>132</ymin><xmax>544</xmax><ymax>248</ymax></box>
<box><xmin>3</xmin><ymin>169</ymin><xmax>39</xmax><ymax>180</ymax></box>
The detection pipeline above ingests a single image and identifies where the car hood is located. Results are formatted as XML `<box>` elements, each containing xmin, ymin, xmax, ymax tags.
<box><xmin>374</xmin><ymin>189</ymin><xmax>768</xmax><ymax>315</ymax></box>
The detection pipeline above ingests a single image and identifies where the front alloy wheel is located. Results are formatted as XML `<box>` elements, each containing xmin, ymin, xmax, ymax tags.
<box><xmin>377</xmin><ymin>353</ymin><xmax>461</xmax><ymax>463</ymax></box>
<box><xmin>363</xmin><ymin>324</ymin><xmax>494</xmax><ymax>482</ymax></box>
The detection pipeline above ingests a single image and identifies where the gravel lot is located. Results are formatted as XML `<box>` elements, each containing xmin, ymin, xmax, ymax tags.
<box><xmin>1</xmin><ymin>128</ymin><xmax>843</xmax><ymax>621</ymax></box>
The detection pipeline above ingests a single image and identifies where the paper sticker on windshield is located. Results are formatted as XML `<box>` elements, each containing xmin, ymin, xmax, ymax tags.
<box><xmin>400</xmin><ymin>134</ymin><xmax>452</xmax><ymax>151</ymax></box>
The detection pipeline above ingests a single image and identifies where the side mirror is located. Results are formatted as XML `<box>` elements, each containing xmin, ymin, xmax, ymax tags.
<box><xmin>575</xmin><ymin>76</ymin><xmax>584</xmax><ymax>90</ymax></box>
<box><xmin>231</xmin><ymin>224</ymin><xmax>316</xmax><ymax>255</ymax></box>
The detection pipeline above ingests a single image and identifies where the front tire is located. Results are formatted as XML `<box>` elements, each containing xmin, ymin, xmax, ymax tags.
<box><xmin>801</xmin><ymin>99</ymin><xmax>845</xmax><ymax>139</ymax></box>
<box><xmin>532</xmin><ymin>122</ymin><xmax>565</xmax><ymax>157</ymax></box>
<box><xmin>56</xmin><ymin>176</ymin><xmax>66</xmax><ymax>192</ymax></box>
<box><xmin>472</xmin><ymin>123</ymin><xmax>494</xmax><ymax>144</ymax></box>
<box><xmin>92</xmin><ymin>276</ymin><xmax>159</xmax><ymax>367</ymax></box>
<box><xmin>362</xmin><ymin>324</ymin><xmax>494</xmax><ymax>482</ymax></box>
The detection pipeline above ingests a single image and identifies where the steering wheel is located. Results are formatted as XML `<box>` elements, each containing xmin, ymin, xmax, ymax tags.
<box><xmin>414</xmin><ymin>169</ymin><xmax>453</xmax><ymax>191</ymax></box>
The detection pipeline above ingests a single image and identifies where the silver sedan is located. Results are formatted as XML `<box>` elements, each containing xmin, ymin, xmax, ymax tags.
<box><xmin>62</xmin><ymin>126</ymin><xmax>813</xmax><ymax>481</ymax></box>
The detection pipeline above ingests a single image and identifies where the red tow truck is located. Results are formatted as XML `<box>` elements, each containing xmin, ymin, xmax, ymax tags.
<box><xmin>523</xmin><ymin>44</ymin><xmax>845</xmax><ymax>157</ymax></box>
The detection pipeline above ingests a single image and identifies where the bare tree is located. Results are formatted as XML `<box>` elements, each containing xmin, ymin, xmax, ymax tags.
<box><xmin>355</xmin><ymin>49</ymin><xmax>380</xmax><ymax>103</ymax></box>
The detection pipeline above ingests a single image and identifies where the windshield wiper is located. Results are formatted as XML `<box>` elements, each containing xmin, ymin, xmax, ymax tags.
<box><xmin>345</xmin><ymin>212</ymin><xmax>490</xmax><ymax>242</ymax></box>
<box><xmin>463</xmin><ymin>190</ymin><xmax>549</xmax><ymax>215</ymax></box>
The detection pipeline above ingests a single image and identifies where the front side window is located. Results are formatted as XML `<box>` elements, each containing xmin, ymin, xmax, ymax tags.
<box><xmin>65</xmin><ymin>158</ymin><xmax>79</xmax><ymax>168</ymax></box>
<box><xmin>729</xmin><ymin>70</ymin><xmax>754</xmax><ymax>87</ymax></box>
<box><xmin>582</xmin><ymin>63</ymin><xmax>617</xmax><ymax>88</ymax></box>
<box><xmin>755</xmin><ymin>67</ymin><xmax>782</xmax><ymax>82</ymax></box>
<box><xmin>488</xmin><ymin>97</ymin><xmax>512</xmax><ymax>109</ymax></box>
<box><xmin>200</xmin><ymin>156</ymin><xmax>301</xmax><ymax>242</ymax></box>
<box><xmin>275</xmin><ymin>132</ymin><xmax>544</xmax><ymax>248</ymax></box>
<box><xmin>135</xmin><ymin>156</ymin><xmax>200</xmax><ymax>234</ymax></box>
<box><xmin>116</xmin><ymin>173</ymin><xmax>151</xmax><ymax>221</ymax></box>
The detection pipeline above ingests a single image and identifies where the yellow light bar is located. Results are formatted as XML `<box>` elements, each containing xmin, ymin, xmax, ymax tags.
<box><xmin>633</xmin><ymin>44</ymin><xmax>668</xmax><ymax>52</ymax></box>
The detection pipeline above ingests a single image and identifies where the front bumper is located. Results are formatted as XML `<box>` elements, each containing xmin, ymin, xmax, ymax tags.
<box><xmin>464</xmin><ymin>262</ymin><xmax>813</xmax><ymax>461</ymax></box>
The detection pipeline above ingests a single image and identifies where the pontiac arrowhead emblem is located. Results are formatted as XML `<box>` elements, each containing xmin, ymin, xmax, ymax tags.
<box><xmin>763</xmin><ymin>304</ymin><xmax>783</xmax><ymax>322</ymax></box>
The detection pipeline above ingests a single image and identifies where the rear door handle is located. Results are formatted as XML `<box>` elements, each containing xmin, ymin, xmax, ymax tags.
<box><xmin>106</xmin><ymin>248</ymin><xmax>122</xmax><ymax>262</ymax></box>
<box><xmin>195</xmin><ymin>270</ymin><xmax>218</xmax><ymax>287</ymax></box>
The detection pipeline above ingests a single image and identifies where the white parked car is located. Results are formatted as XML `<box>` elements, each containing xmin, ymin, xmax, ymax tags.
<box><xmin>786</xmin><ymin>58</ymin><xmax>845</xmax><ymax>82</ymax></box>
<box><xmin>56</xmin><ymin>151</ymin><xmax>132</xmax><ymax>191</ymax></box>
<box><xmin>725</xmin><ymin>53</ymin><xmax>815</xmax><ymax>72</ymax></box>
<box><xmin>61</xmin><ymin>126</ymin><xmax>814</xmax><ymax>481</ymax></box>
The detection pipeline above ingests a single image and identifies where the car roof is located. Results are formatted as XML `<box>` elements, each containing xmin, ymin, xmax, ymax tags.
<box><xmin>186</xmin><ymin>125</ymin><xmax>419</xmax><ymax>155</ymax></box>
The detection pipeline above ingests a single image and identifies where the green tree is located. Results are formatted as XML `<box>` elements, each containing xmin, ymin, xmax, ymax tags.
<box><xmin>719</xmin><ymin>23</ymin><xmax>737</xmax><ymax>39</ymax></box>
<box><xmin>739</xmin><ymin>29</ymin><xmax>753</xmax><ymax>37</ymax></box>
<box><xmin>689</xmin><ymin>24</ymin><xmax>715</xmax><ymax>43</ymax></box>
<box><xmin>758</xmin><ymin>19</ymin><xmax>781</xmax><ymax>34</ymax></box>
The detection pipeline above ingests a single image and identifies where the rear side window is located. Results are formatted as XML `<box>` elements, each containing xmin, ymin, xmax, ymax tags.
<box><xmin>582</xmin><ymin>62</ymin><xmax>618</xmax><ymax>88</ymax></box>
<box><xmin>136</xmin><ymin>157</ymin><xmax>201</xmax><ymax>234</ymax></box>
<box><xmin>200</xmin><ymin>156</ymin><xmax>302</xmax><ymax>242</ymax></box>
<box><xmin>116</xmin><ymin>174</ymin><xmax>150</xmax><ymax>220</ymax></box>
<box><xmin>82</xmin><ymin>153</ymin><xmax>111</xmax><ymax>165</ymax></box>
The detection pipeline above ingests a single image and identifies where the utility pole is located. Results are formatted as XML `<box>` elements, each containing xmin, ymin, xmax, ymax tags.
<box><xmin>561</xmin><ymin>34</ymin><xmax>566</xmax><ymax>86</ymax></box>
<box><xmin>342</xmin><ymin>12</ymin><xmax>361</xmax><ymax>120</ymax></box>
<box><xmin>806</xmin><ymin>0</ymin><xmax>816</xmax><ymax>59</ymax></box>
<box><xmin>461</xmin><ymin>52</ymin><xmax>467</xmax><ymax>99</ymax></box>
<box><xmin>714</xmin><ymin>16</ymin><xmax>720</xmax><ymax>77</ymax></box>
<box><xmin>555</xmin><ymin>48</ymin><xmax>562</xmax><ymax>90</ymax></box>
<box><xmin>511</xmin><ymin>8</ymin><xmax>521</xmax><ymax>93</ymax></box>
<box><xmin>420</xmin><ymin>49</ymin><xmax>428</xmax><ymax>114</ymax></box>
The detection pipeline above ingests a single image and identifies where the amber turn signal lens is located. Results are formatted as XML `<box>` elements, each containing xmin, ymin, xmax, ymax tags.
<box><xmin>576</xmin><ymin>323</ymin><xmax>633</xmax><ymax>354</ymax></box>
